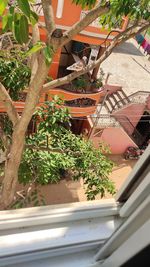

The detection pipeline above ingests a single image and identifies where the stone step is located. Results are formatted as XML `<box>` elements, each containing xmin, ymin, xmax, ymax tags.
<box><xmin>104</xmin><ymin>89</ymin><xmax>133</xmax><ymax>113</ymax></box>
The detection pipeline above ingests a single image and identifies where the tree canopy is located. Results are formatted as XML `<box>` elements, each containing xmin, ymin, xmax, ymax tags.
<box><xmin>0</xmin><ymin>0</ymin><xmax>150</xmax><ymax>208</ymax></box>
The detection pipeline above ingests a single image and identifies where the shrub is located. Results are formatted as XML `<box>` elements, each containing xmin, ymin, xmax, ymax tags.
<box><xmin>19</xmin><ymin>98</ymin><xmax>116</xmax><ymax>200</ymax></box>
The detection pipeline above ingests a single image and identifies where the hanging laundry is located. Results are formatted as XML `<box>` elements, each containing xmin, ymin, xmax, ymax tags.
<box><xmin>135</xmin><ymin>34</ymin><xmax>150</xmax><ymax>55</ymax></box>
<box><xmin>145</xmin><ymin>44</ymin><xmax>150</xmax><ymax>55</ymax></box>
<box><xmin>135</xmin><ymin>34</ymin><xmax>144</xmax><ymax>45</ymax></box>
<box><xmin>141</xmin><ymin>40</ymin><xmax>149</xmax><ymax>54</ymax></box>
<box><xmin>141</xmin><ymin>39</ymin><xmax>146</xmax><ymax>48</ymax></box>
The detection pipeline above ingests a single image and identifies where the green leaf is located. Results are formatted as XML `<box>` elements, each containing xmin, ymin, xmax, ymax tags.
<box><xmin>30</xmin><ymin>10</ymin><xmax>39</xmax><ymax>25</ymax></box>
<box><xmin>25</xmin><ymin>42</ymin><xmax>44</xmax><ymax>57</ymax></box>
<box><xmin>9</xmin><ymin>6</ymin><xmax>14</xmax><ymax>15</ymax></box>
<box><xmin>72</xmin><ymin>0</ymin><xmax>96</xmax><ymax>8</ymax></box>
<box><xmin>17</xmin><ymin>0</ymin><xmax>31</xmax><ymax>18</ymax></box>
<box><xmin>2</xmin><ymin>15</ymin><xmax>8</xmax><ymax>31</ymax></box>
<box><xmin>19</xmin><ymin>15</ymin><xmax>29</xmax><ymax>44</ymax></box>
<box><xmin>14</xmin><ymin>13</ymin><xmax>23</xmax><ymax>44</ymax></box>
<box><xmin>0</xmin><ymin>0</ymin><xmax>8</xmax><ymax>16</ymax></box>
<box><xmin>8</xmin><ymin>13</ymin><xmax>14</xmax><ymax>31</ymax></box>
<box><xmin>43</xmin><ymin>46</ymin><xmax>53</xmax><ymax>65</ymax></box>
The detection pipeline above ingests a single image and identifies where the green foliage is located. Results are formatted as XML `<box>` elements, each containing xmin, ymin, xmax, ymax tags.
<box><xmin>25</xmin><ymin>41</ymin><xmax>44</xmax><ymax>57</ymax></box>
<box><xmin>72</xmin><ymin>0</ymin><xmax>96</xmax><ymax>8</ymax></box>
<box><xmin>16</xmin><ymin>0</ymin><xmax>31</xmax><ymax>18</ymax></box>
<box><xmin>14</xmin><ymin>13</ymin><xmax>29</xmax><ymax>44</ymax></box>
<box><xmin>94</xmin><ymin>69</ymin><xmax>104</xmax><ymax>88</ymax></box>
<box><xmin>0</xmin><ymin>114</ymin><xmax>12</xmax><ymax>137</ymax></box>
<box><xmin>19</xmin><ymin>98</ymin><xmax>115</xmax><ymax>200</ymax></box>
<box><xmin>0</xmin><ymin>0</ymin><xmax>8</xmax><ymax>16</ymax></box>
<box><xmin>0</xmin><ymin>56</ymin><xmax>31</xmax><ymax>100</ymax></box>
<box><xmin>34</xmin><ymin>96</ymin><xmax>71</xmax><ymax>133</ymax></box>
<box><xmin>73</xmin><ymin>0</ymin><xmax>150</xmax><ymax>28</ymax></box>
<box><xmin>43</xmin><ymin>45</ymin><xmax>53</xmax><ymax>66</ymax></box>
<box><xmin>147</xmin><ymin>28</ymin><xmax>150</xmax><ymax>37</ymax></box>
<box><xmin>1</xmin><ymin>0</ymin><xmax>150</xmax><ymax>44</ymax></box>
<box><xmin>1</xmin><ymin>0</ymin><xmax>149</xmax><ymax>71</ymax></box>
<box><xmin>19</xmin><ymin>149</ymin><xmax>75</xmax><ymax>185</ymax></box>
<box><xmin>1</xmin><ymin>0</ymin><xmax>38</xmax><ymax>44</ymax></box>
<box><xmin>100</xmin><ymin>0</ymin><xmax>150</xmax><ymax>28</ymax></box>
<box><xmin>73</xmin><ymin>76</ymin><xmax>87</xmax><ymax>91</ymax></box>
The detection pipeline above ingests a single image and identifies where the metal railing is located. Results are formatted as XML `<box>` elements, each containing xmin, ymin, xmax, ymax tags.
<box><xmin>115</xmin><ymin>114</ymin><xmax>143</xmax><ymax>144</ymax></box>
<box><xmin>91</xmin><ymin>114</ymin><xmax>121</xmax><ymax>128</ymax></box>
<box><xmin>91</xmin><ymin>113</ymin><xmax>142</xmax><ymax>145</ymax></box>
<box><xmin>112</xmin><ymin>91</ymin><xmax>150</xmax><ymax>112</ymax></box>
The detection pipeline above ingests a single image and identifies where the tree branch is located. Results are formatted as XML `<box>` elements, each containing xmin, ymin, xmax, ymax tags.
<box><xmin>41</xmin><ymin>0</ymin><xmax>55</xmax><ymax>38</ymax></box>
<box><xmin>30</xmin><ymin>24</ymin><xmax>40</xmax><ymax>82</ymax></box>
<box><xmin>18</xmin><ymin>53</ymin><xmax>50</xmax><ymax>132</ymax></box>
<box><xmin>0</xmin><ymin>83</ymin><xmax>19</xmax><ymax>126</ymax></box>
<box><xmin>42</xmin><ymin>21</ymin><xmax>150</xmax><ymax>92</ymax></box>
<box><xmin>58</xmin><ymin>2</ymin><xmax>110</xmax><ymax>48</ymax></box>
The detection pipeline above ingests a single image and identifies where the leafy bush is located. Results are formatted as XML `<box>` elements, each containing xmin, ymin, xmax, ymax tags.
<box><xmin>0</xmin><ymin>57</ymin><xmax>31</xmax><ymax>100</ymax></box>
<box><xmin>19</xmin><ymin>97</ymin><xmax>116</xmax><ymax>200</ymax></box>
<box><xmin>73</xmin><ymin>76</ymin><xmax>87</xmax><ymax>91</ymax></box>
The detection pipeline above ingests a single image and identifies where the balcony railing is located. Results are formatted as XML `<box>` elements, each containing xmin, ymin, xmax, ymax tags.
<box><xmin>91</xmin><ymin>114</ymin><xmax>120</xmax><ymax>128</ymax></box>
<box><xmin>91</xmin><ymin>112</ymin><xmax>142</xmax><ymax>145</ymax></box>
<box><xmin>45</xmin><ymin>88</ymin><xmax>104</xmax><ymax>117</ymax></box>
<box><xmin>0</xmin><ymin>88</ymin><xmax>104</xmax><ymax>117</ymax></box>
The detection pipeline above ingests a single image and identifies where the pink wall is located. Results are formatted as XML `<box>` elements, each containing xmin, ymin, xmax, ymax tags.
<box><xmin>146</xmin><ymin>95</ymin><xmax>150</xmax><ymax>110</ymax></box>
<box><xmin>113</xmin><ymin>103</ymin><xmax>145</xmax><ymax>135</ymax></box>
<box><xmin>91</xmin><ymin>127</ymin><xmax>137</xmax><ymax>154</ymax></box>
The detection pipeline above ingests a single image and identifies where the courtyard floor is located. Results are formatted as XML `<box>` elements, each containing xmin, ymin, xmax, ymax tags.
<box><xmin>29</xmin><ymin>155</ymin><xmax>137</xmax><ymax>205</ymax></box>
<box><xmin>100</xmin><ymin>39</ymin><xmax>150</xmax><ymax>96</ymax></box>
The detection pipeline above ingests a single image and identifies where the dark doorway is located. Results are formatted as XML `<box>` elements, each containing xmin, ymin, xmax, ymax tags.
<box><xmin>71</xmin><ymin>118</ymin><xmax>85</xmax><ymax>135</ymax></box>
<box><xmin>135</xmin><ymin>111</ymin><xmax>150</xmax><ymax>145</ymax></box>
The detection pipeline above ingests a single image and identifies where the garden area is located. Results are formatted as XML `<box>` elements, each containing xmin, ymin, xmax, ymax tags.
<box><xmin>0</xmin><ymin>97</ymin><xmax>116</xmax><ymax>208</ymax></box>
<box><xmin>11</xmin><ymin>155</ymin><xmax>137</xmax><ymax>207</ymax></box>
<box><xmin>0</xmin><ymin>38</ymin><xmax>116</xmax><ymax>209</ymax></box>
<box><xmin>0</xmin><ymin>0</ymin><xmax>149</xmax><ymax>209</ymax></box>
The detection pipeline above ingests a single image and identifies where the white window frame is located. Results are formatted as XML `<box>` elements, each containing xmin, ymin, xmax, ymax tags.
<box><xmin>0</xmin><ymin>147</ymin><xmax>149</xmax><ymax>266</ymax></box>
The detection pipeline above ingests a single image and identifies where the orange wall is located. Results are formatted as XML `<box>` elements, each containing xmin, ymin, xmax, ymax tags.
<box><xmin>41</xmin><ymin>1</ymin><xmax>128</xmax><ymax>45</ymax></box>
<box><xmin>52</xmin><ymin>1</ymin><xmax>127</xmax><ymax>35</ymax></box>
<box><xmin>39</xmin><ymin>31</ymin><xmax>61</xmax><ymax>79</ymax></box>
<box><xmin>48</xmin><ymin>49</ymin><xmax>61</xmax><ymax>79</ymax></box>
<box><xmin>91</xmin><ymin>127</ymin><xmax>137</xmax><ymax>154</ymax></box>
<box><xmin>0</xmin><ymin>2</ymin><xmax>128</xmax><ymax>78</ymax></box>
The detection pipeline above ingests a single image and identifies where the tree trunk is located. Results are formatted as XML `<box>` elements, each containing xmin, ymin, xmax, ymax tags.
<box><xmin>1</xmin><ymin>128</ymin><xmax>25</xmax><ymax>208</ymax></box>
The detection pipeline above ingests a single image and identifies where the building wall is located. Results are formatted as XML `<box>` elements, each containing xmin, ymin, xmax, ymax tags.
<box><xmin>52</xmin><ymin>1</ymin><xmax>117</xmax><ymax>35</ymax></box>
<box><xmin>113</xmin><ymin>103</ymin><xmax>145</xmax><ymax>135</ymax></box>
<box><xmin>146</xmin><ymin>95</ymin><xmax>150</xmax><ymax>110</ymax></box>
<box><xmin>49</xmin><ymin>1</ymin><xmax>128</xmax><ymax>46</ymax></box>
<box><xmin>91</xmin><ymin>127</ymin><xmax>137</xmax><ymax>154</ymax></box>
<box><xmin>48</xmin><ymin>49</ymin><xmax>62</xmax><ymax>79</ymax></box>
